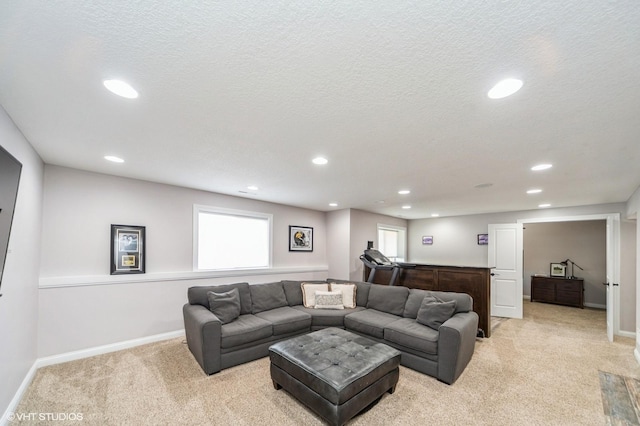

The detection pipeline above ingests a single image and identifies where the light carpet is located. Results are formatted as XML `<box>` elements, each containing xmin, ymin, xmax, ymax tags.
<box><xmin>11</xmin><ymin>302</ymin><xmax>640</xmax><ymax>425</ymax></box>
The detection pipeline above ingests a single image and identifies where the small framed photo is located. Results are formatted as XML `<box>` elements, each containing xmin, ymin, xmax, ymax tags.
<box><xmin>422</xmin><ymin>235</ymin><xmax>433</xmax><ymax>245</ymax></box>
<box><xmin>111</xmin><ymin>224</ymin><xmax>145</xmax><ymax>274</ymax></box>
<box><xmin>289</xmin><ymin>226</ymin><xmax>313</xmax><ymax>252</ymax></box>
<box><xmin>550</xmin><ymin>263</ymin><xmax>566</xmax><ymax>278</ymax></box>
<box><xmin>477</xmin><ymin>234</ymin><xmax>488</xmax><ymax>245</ymax></box>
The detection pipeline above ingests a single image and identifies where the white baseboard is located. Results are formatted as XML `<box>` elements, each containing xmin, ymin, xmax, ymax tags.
<box><xmin>1</xmin><ymin>363</ymin><xmax>38</xmax><ymax>426</ymax></box>
<box><xmin>36</xmin><ymin>329</ymin><xmax>185</xmax><ymax>368</ymax></box>
<box><xmin>584</xmin><ymin>302</ymin><xmax>606</xmax><ymax>310</ymax></box>
<box><xmin>618</xmin><ymin>330</ymin><xmax>636</xmax><ymax>339</ymax></box>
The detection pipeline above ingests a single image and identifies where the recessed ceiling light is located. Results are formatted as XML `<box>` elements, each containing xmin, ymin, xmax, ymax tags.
<box><xmin>527</xmin><ymin>189</ymin><xmax>543</xmax><ymax>194</ymax></box>
<box><xmin>402</xmin><ymin>205</ymin><xmax>411</xmax><ymax>209</ymax></box>
<box><xmin>538</xmin><ymin>203</ymin><xmax>551</xmax><ymax>208</ymax></box>
<box><xmin>312</xmin><ymin>157</ymin><xmax>328</xmax><ymax>165</ymax></box>
<box><xmin>376</xmin><ymin>200</ymin><xmax>386</xmax><ymax>204</ymax></box>
<box><xmin>531</xmin><ymin>163</ymin><xmax>552</xmax><ymax>171</ymax></box>
<box><xmin>103</xmin><ymin>79</ymin><xmax>138</xmax><ymax>99</ymax></box>
<box><xmin>431</xmin><ymin>213</ymin><xmax>440</xmax><ymax>217</ymax></box>
<box><xmin>329</xmin><ymin>203</ymin><xmax>338</xmax><ymax>207</ymax></box>
<box><xmin>488</xmin><ymin>78</ymin><xmax>523</xmax><ymax>99</ymax></box>
<box><xmin>247</xmin><ymin>185</ymin><xmax>258</xmax><ymax>191</ymax></box>
<box><xmin>398</xmin><ymin>190</ymin><xmax>410</xmax><ymax>195</ymax></box>
<box><xmin>104</xmin><ymin>155</ymin><xmax>124</xmax><ymax>163</ymax></box>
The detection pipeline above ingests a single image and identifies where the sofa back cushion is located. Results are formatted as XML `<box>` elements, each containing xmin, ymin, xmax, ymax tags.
<box><xmin>366</xmin><ymin>284</ymin><xmax>409</xmax><ymax>316</ymax></box>
<box><xmin>404</xmin><ymin>289</ymin><xmax>472</xmax><ymax>318</ymax></box>
<box><xmin>282</xmin><ymin>280</ymin><xmax>325</xmax><ymax>306</ymax></box>
<box><xmin>188</xmin><ymin>282</ymin><xmax>252</xmax><ymax>315</ymax></box>
<box><xmin>403</xmin><ymin>289</ymin><xmax>429</xmax><ymax>318</ymax></box>
<box><xmin>207</xmin><ymin>288</ymin><xmax>241</xmax><ymax>324</ymax></box>
<box><xmin>249</xmin><ymin>282</ymin><xmax>288</xmax><ymax>314</ymax></box>
<box><xmin>327</xmin><ymin>278</ymin><xmax>371</xmax><ymax>307</ymax></box>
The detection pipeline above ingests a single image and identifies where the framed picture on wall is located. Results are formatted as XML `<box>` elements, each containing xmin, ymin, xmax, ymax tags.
<box><xmin>477</xmin><ymin>234</ymin><xmax>488</xmax><ymax>245</ymax></box>
<box><xmin>289</xmin><ymin>226</ymin><xmax>313</xmax><ymax>252</ymax></box>
<box><xmin>422</xmin><ymin>236</ymin><xmax>433</xmax><ymax>245</ymax></box>
<box><xmin>550</xmin><ymin>262</ymin><xmax>566</xmax><ymax>277</ymax></box>
<box><xmin>111</xmin><ymin>224</ymin><xmax>146</xmax><ymax>274</ymax></box>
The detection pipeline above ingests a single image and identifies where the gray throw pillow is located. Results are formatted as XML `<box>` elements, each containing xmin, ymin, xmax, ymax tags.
<box><xmin>207</xmin><ymin>288</ymin><xmax>241</xmax><ymax>324</ymax></box>
<box><xmin>416</xmin><ymin>296</ymin><xmax>457</xmax><ymax>330</ymax></box>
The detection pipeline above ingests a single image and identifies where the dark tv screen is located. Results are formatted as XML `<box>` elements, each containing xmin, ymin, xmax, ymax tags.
<box><xmin>0</xmin><ymin>145</ymin><xmax>22</xmax><ymax>293</ymax></box>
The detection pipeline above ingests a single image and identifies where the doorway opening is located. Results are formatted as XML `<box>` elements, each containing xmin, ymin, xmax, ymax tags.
<box><xmin>517</xmin><ymin>213</ymin><xmax>620</xmax><ymax>341</ymax></box>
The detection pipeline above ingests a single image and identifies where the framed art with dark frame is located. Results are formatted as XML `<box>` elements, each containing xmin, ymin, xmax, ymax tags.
<box><xmin>477</xmin><ymin>234</ymin><xmax>488</xmax><ymax>245</ymax></box>
<box><xmin>550</xmin><ymin>262</ymin><xmax>566</xmax><ymax>278</ymax></box>
<box><xmin>289</xmin><ymin>226</ymin><xmax>313</xmax><ymax>252</ymax></box>
<box><xmin>111</xmin><ymin>224</ymin><xmax>146</xmax><ymax>274</ymax></box>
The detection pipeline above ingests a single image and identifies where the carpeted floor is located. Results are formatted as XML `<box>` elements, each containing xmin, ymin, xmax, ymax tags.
<box><xmin>11</xmin><ymin>302</ymin><xmax>640</xmax><ymax>425</ymax></box>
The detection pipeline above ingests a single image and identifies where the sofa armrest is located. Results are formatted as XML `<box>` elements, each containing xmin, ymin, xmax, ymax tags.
<box><xmin>183</xmin><ymin>303</ymin><xmax>222</xmax><ymax>375</ymax></box>
<box><xmin>437</xmin><ymin>311</ymin><xmax>479</xmax><ymax>384</ymax></box>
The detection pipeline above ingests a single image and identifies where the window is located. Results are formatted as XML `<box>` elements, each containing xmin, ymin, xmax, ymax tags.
<box><xmin>194</xmin><ymin>205</ymin><xmax>272</xmax><ymax>271</ymax></box>
<box><xmin>377</xmin><ymin>224</ymin><xmax>406</xmax><ymax>262</ymax></box>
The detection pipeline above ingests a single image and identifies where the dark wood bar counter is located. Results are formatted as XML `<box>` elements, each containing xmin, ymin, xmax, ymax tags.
<box><xmin>363</xmin><ymin>263</ymin><xmax>491</xmax><ymax>337</ymax></box>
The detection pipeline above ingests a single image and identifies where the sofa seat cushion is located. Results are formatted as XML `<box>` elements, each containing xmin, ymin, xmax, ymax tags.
<box><xmin>344</xmin><ymin>309</ymin><xmax>401</xmax><ymax>339</ymax></box>
<box><xmin>383</xmin><ymin>318</ymin><xmax>439</xmax><ymax>355</ymax></box>
<box><xmin>293</xmin><ymin>306</ymin><xmax>365</xmax><ymax>328</ymax></box>
<box><xmin>220</xmin><ymin>314</ymin><xmax>273</xmax><ymax>349</ymax></box>
<box><xmin>255</xmin><ymin>307</ymin><xmax>312</xmax><ymax>336</ymax></box>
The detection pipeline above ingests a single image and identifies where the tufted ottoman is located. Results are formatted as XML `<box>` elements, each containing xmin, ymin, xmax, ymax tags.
<box><xmin>269</xmin><ymin>327</ymin><xmax>401</xmax><ymax>426</ymax></box>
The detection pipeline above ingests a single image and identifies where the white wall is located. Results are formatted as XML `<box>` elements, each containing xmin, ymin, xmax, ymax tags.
<box><xmin>326</xmin><ymin>209</ymin><xmax>350</xmax><ymax>279</ymax></box>
<box><xmin>409</xmin><ymin>214</ymin><xmax>491</xmax><ymax>267</ymax></box>
<box><xmin>0</xmin><ymin>107</ymin><xmax>44</xmax><ymax>418</ymax></box>
<box><xmin>38</xmin><ymin>166</ymin><xmax>328</xmax><ymax>357</ymax></box>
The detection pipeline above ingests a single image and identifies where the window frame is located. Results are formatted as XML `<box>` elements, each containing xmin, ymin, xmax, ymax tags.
<box><xmin>193</xmin><ymin>204</ymin><xmax>273</xmax><ymax>272</ymax></box>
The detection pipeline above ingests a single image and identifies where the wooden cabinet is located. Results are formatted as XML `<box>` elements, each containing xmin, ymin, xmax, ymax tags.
<box><xmin>530</xmin><ymin>276</ymin><xmax>584</xmax><ymax>308</ymax></box>
<box><xmin>364</xmin><ymin>264</ymin><xmax>491</xmax><ymax>337</ymax></box>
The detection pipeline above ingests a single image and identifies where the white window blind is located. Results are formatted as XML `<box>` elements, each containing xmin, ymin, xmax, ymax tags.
<box><xmin>194</xmin><ymin>206</ymin><xmax>272</xmax><ymax>270</ymax></box>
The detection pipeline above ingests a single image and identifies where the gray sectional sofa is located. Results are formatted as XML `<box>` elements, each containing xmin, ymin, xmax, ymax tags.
<box><xmin>183</xmin><ymin>279</ymin><xmax>479</xmax><ymax>384</ymax></box>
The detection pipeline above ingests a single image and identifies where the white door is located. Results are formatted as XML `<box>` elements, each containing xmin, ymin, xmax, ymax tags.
<box><xmin>488</xmin><ymin>223</ymin><xmax>523</xmax><ymax>318</ymax></box>
<box><xmin>605</xmin><ymin>215</ymin><xmax>620</xmax><ymax>342</ymax></box>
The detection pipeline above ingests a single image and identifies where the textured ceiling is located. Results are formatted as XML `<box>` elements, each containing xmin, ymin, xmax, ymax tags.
<box><xmin>1</xmin><ymin>1</ymin><xmax>639</xmax><ymax>218</ymax></box>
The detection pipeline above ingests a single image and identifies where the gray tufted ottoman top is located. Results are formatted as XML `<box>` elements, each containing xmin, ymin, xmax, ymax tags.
<box><xmin>269</xmin><ymin>327</ymin><xmax>401</xmax><ymax>405</ymax></box>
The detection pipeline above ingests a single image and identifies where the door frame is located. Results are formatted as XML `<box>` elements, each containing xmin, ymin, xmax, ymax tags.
<box><xmin>517</xmin><ymin>213</ymin><xmax>620</xmax><ymax>340</ymax></box>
